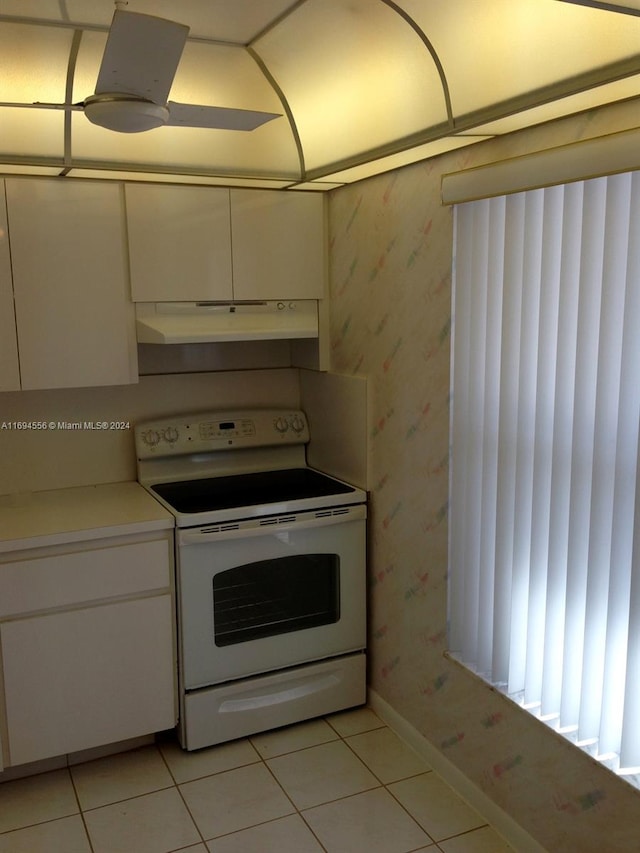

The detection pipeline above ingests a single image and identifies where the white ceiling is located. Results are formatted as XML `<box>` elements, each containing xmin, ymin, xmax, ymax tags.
<box><xmin>1</xmin><ymin>0</ymin><xmax>639</xmax><ymax>189</ymax></box>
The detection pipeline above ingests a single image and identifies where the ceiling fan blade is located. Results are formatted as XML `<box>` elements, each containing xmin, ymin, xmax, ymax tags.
<box><xmin>166</xmin><ymin>102</ymin><xmax>281</xmax><ymax>131</ymax></box>
<box><xmin>14</xmin><ymin>102</ymin><xmax>83</xmax><ymax>111</ymax></box>
<box><xmin>95</xmin><ymin>10</ymin><xmax>188</xmax><ymax>106</ymax></box>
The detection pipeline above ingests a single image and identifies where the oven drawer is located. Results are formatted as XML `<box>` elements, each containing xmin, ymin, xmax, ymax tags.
<box><xmin>181</xmin><ymin>653</ymin><xmax>366</xmax><ymax>750</ymax></box>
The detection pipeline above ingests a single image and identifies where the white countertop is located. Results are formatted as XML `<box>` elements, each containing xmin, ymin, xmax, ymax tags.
<box><xmin>0</xmin><ymin>481</ymin><xmax>174</xmax><ymax>553</ymax></box>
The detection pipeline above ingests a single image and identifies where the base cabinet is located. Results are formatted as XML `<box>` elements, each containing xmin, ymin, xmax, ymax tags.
<box><xmin>2</xmin><ymin>596</ymin><xmax>175</xmax><ymax>766</ymax></box>
<box><xmin>0</xmin><ymin>532</ymin><xmax>176</xmax><ymax>768</ymax></box>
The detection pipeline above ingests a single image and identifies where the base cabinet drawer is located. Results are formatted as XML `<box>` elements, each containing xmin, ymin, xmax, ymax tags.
<box><xmin>0</xmin><ymin>537</ymin><xmax>171</xmax><ymax>617</ymax></box>
<box><xmin>2</xmin><ymin>595</ymin><xmax>176</xmax><ymax>766</ymax></box>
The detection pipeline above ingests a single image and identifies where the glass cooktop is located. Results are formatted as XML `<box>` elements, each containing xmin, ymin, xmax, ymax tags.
<box><xmin>151</xmin><ymin>467</ymin><xmax>355</xmax><ymax>514</ymax></box>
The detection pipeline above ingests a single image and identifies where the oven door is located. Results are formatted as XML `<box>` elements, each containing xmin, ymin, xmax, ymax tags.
<box><xmin>176</xmin><ymin>504</ymin><xmax>366</xmax><ymax>690</ymax></box>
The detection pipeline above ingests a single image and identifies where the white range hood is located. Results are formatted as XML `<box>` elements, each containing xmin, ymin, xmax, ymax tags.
<box><xmin>135</xmin><ymin>300</ymin><xmax>318</xmax><ymax>344</ymax></box>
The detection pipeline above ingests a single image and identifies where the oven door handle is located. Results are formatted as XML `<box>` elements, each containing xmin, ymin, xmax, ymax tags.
<box><xmin>179</xmin><ymin>504</ymin><xmax>366</xmax><ymax>544</ymax></box>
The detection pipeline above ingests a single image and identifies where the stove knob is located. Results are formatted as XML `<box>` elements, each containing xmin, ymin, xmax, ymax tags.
<box><xmin>143</xmin><ymin>429</ymin><xmax>160</xmax><ymax>447</ymax></box>
<box><xmin>290</xmin><ymin>415</ymin><xmax>305</xmax><ymax>434</ymax></box>
<box><xmin>163</xmin><ymin>426</ymin><xmax>179</xmax><ymax>444</ymax></box>
<box><xmin>274</xmin><ymin>417</ymin><xmax>289</xmax><ymax>433</ymax></box>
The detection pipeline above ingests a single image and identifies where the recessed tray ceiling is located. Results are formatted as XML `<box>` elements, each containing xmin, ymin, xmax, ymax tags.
<box><xmin>0</xmin><ymin>0</ymin><xmax>639</xmax><ymax>188</ymax></box>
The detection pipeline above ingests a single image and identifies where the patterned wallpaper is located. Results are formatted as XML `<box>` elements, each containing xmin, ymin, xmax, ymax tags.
<box><xmin>328</xmin><ymin>100</ymin><xmax>640</xmax><ymax>852</ymax></box>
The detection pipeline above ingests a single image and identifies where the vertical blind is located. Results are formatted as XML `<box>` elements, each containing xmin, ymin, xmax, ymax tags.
<box><xmin>449</xmin><ymin>170</ymin><xmax>640</xmax><ymax>778</ymax></box>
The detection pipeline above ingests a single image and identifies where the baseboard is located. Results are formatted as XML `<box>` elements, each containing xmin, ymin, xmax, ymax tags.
<box><xmin>368</xmin><ymin>689</ymin><xmax>548</xmax><ymax>853</ymax></box>
<box><xmin>0</xmin><ymin>734</ymin><xmax>154</xmax><ymax>783</ymax></box>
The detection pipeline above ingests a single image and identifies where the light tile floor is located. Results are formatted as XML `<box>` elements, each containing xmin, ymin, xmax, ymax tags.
<box><xmin>0</xmin><ymin>707</ymin><xmax>514</xmax><ymax>853</ymax></box>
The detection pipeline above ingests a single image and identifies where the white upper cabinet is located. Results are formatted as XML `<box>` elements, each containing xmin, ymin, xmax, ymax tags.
<box><xmin>0</xmin><ymin>181</ymin><xmax>20</xmax><ymax>392</ymax></box>
<box><xmin>125</xmin><ymin>184</ymin><xmax>325</xmax><ymax>303</ymax></box>
<box><xmin>5</xmin><ymin>179</ymin><xmax>138</xmax><ymax>391</ymax></box>
<box><xmin>125</xmin><ymin>184</ymin><xmax>234</xmax><ymax>302</ymax></box>
<box><xmin>230</xmin><ymin>190</ymin><xmax>325</xmax><ymax>301</ymax></box>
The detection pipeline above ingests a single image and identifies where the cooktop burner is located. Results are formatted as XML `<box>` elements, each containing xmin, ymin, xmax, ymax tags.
<box><xmin>151</xmin><ymin>468</ymin><xmax>355</xmax><ymax>514</ymax></box>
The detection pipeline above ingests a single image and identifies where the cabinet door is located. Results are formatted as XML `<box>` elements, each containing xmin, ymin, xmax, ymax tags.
<box><xmin>0</xmin><ymin>180</ymin><xmax>20</xmax><ymax>392</ymax></box>
<box><xmin>1</xmin><ymin>595</ymin><xmax>176</xmax><ymax>766</ymax></box>
<box><xmin>126</xmin><ymin>184</ymin><xmax>233</xmax><ymax>302</ymax></box>
<box><xmin>230</xmin><ymin>190</ymin><xmax>325</xmax><ymax>300</ymax></box>
<box><xmin>5</xmin><ymin>179</ymin><xmax>138</xmax><ymax>390</ymax></box>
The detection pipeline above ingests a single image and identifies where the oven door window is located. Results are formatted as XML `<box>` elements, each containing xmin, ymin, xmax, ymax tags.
<box><xmin>213</xmin><ymin>554</ymin><xmax>340</xmax><ymax>647</ymax></box>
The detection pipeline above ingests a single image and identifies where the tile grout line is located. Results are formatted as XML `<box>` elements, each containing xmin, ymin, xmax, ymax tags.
<box><xmin>160</xmin><ymin>733</ymin><xmax>328</xmax><ymax>850</ymax></box>
<box><xmin>336</xmin><ymin>719</ymin><xmax>441</xmax><ymax>849</ymax></box>
<box><xmin>156</xmin><ymin>740</ymin><xmax>209</xmax><ymax>850</ymax></box>
<box><xmin>252</xmin><ymin>715</ymin><xmax>436</xmax><ymax>852</ymax></box>
<box><xmin>0</xmin><ymin>767</ymin><xmax>96</xmax><ymax>850</ymax></box>
<box><xmin>254</xmin><ymin>731</ymin><xmax>331</xmax><ymax>853</ymax></box>
<box><xmin>66</xmin><ymin>765</ymin><xmax>98</xmax><ymax>853</ymax></box>
<box><xmin>0</xmin><ymin>711</ymin><xmax>509</xmax><ymax>852</ymax></box>
<box><xmin>295</xmin><ymin>721</ymin><xmax>379</xmax><ymax>853</ymax></box>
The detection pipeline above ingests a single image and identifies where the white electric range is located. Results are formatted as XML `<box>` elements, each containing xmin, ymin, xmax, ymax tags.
<box><xmin>135</xmin><ymin>408</ymin><xmax>367</xmax><ymax>749</ymax></box>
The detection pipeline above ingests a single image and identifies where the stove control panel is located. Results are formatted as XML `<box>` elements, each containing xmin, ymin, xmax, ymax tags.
<box><xmin>198</xmin><ymin>419</ymin><xmax>255</xmax><ymax>441</ymax></box>
<box><xmin>135</xmin><ymin>409</ymin><xmax>310</xmax><ymax>457</ymax></box>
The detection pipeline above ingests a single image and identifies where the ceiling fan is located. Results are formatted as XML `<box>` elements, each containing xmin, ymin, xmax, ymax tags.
<box><xmin>42</xmin><ymin>1</ymin><xmax>281</xmax><ymax>133</ymax></box>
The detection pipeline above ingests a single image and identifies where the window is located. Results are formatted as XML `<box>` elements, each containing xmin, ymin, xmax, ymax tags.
<box><xmin>449</xmin><ymin>170</ymin><xmax>640</xmax><ymax>781</ymax></box>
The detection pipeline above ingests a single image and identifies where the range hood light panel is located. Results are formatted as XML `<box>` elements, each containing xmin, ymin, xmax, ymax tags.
<box><xmin>134</xmin><ymin>300</ymin><xmax>319</xmax><ymax>344</ymax></box>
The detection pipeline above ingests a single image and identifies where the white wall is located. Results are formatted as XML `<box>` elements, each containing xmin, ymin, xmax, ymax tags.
<box><xmin>327</xmin><ymin>98</ymin><xmax>640</xmax><ymax>852</ymax></box>
<box><xmin>0</xmin><ymin>369</ymin><xmax>299</xmax><ymax>494</ymax></box>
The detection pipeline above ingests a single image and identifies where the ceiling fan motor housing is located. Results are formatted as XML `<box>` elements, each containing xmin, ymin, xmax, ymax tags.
<box><xmin>84</xmin><ymin>94</ymin><xmax>169</xmax><ymax>132</ymax></box>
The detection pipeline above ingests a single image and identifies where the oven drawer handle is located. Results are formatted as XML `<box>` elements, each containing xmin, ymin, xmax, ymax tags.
<box><xmin>219</xmin><ymin>672</ymin><xmax>341</xmax><ymax>714</ymax></box>
<box><xmin>179</xmin><ymin>504</ymin><xmax>366</xmax><ymax>544</ymax></box>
